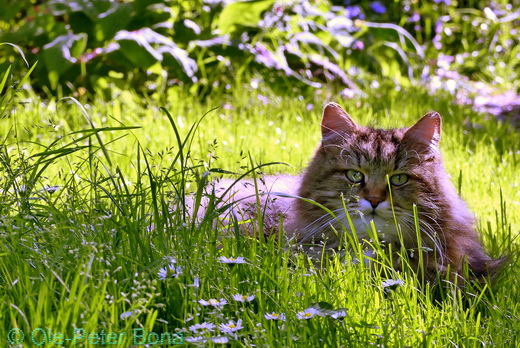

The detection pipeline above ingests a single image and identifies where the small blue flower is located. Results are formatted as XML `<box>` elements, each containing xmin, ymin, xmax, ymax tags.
<box><xmin>232</xmin><ymin>294</ymin><xmax>256</xmax><ymax>302</ymax></box>
<box><xmin>345</xmin><ymin>6</ymin><xmax>364</xmax><ymax>20</ymax></box>
<box><xmin>265</xmin><ymin>312</ymin><xmax>286</xmax><ymax>321</ymax></box>
<box><xmin>218</xmin><ymin>256</ymin><xmax>246</xmax><ymax>264</ymax></box>
<box><xmin>219</xmin><ymin>319</ymin><xmax>243</xmax><ymax>333</ymax></box>
<box><xmin>296</xmin><ymin>308</ymin><xmax>319</xmax><ymax>320</ymax></box>
<box><xmin>198</xmin><ymin>298</ymin><xmax>228</xmax><ymax>308</ymax></box>
<box><xmin>382</xmin><ymin>279</ymin><xmax>405</xmax><ymax>293</ymax></box>
<box><xmin>407</xmin><ymin>12</ymin><xmax>420</xmax><ymax>23</ymax></box>
<box><xmin>352</xmin><ymin>41</ymin><xmax>365</xmax><ymax>50</ymax></box>
<box><xmin>370</xmin><ymin>1</ymin><xmax>386</xmax><ymax>14</ymax></box>
<box><xmin>158</xmin><ymin>263</ymin><xmax>182</xmax><ymax>280</ymax></box>
<box><xmin>189</xmin><ymin>322</ymin><xmax>216</xmax><ymax>333</ymax></box>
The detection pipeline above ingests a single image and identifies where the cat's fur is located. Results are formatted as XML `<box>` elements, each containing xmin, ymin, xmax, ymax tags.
<box><xmin>204</xmin><ymin>102</ymin><xmax>506</xmax><ymax>282</ymax></box>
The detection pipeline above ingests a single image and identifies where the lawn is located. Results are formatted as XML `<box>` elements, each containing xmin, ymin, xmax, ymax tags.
<box><xmin>1</xmin><ymin>83</ymin><xmax>519</xmax><ymax>347</ymax></box>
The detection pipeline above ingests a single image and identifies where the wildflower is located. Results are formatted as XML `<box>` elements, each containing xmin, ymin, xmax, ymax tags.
<box><xmin>158</xmin><ymin>263</ymin><xmax>182</xmax><ymax>280</ymax></box>
<box><xmin>232</xmin><ymin>294</ymin><xmax>256</xmax><ymax>302</ymax></box>
<box><xmin>370</xmin><ymin>1</ymin><xmax>386</xmax><ymax>14</ymax></box>
<box><xmin>119</xmin><ymin>311</ymin><xmax>134</xmax><ymax>320</ymax></box>
<box><xmin>345</xmin><ymin>5</ymin><xmax>364</xmax><ymax>19</ymax></box>
<box><xmin>219</xmin><ymin>319</ymin><xmax>243</xmax><ymax>333</ymax></box>
<box><xmin>382</xmin><ymin>279</ymin><xmax>405</xmax><ymax>293</ymax></box>
<box><xmin>330</xmin><ymin>310</ymin><xmax>347</xmax><ymax>320</ymax></box>
<box><xmin>212</xmin><ymin>336</ymin><xmax>229</xmax><ymax>343</ymax></box>
<box><xmin>185</xmin><ymin>336</ymin><xmax>206</xmax><ymax>343</ymax></box>
<box><xmin>352</xmin><ymin>41</ymin><xmax>364</xmax><ymax>50</ymax></box>
<box><xmin>296</xmin><ymin>308</ymin><xmax>319</xmax><ymax>320</ymax></box>
<box><xmin>257</xmin><ymin>94</ymin><xmax>269</xmax><ymax>105</ymax></box>
<box><xmin>264</xmin><ymin>312</ymin><xmax>286</xmax><ymax>321</ymax></box>
<box><xmin>407</xmin><ymin>12</ymin><xmax>420</xmax><ymax>23</ymax></box>
<box><xmin>165</xmin><ymin>256</ymin><xmax>177</xmax><ymax>264</ymax></box>
<box><xmin>44</xmin><ymin>185</ymin><xmax>60</xmax><ymax>194</ymax></box>
<box><xmin>382</xmin><ymin>279</ymin><xmax>404</xmax><ymax>288</ymax></box>
<box><xmin>218</xmin><ymin>256</ymin><xmax>246</xmax><ymax>264</ymax></box>
<box><xmin>189</xmin><ymin>322</ymin><xmax>216</xmax><ymax>333</ymax></box>
<box><xmin>198</xmin><ymin>298</ymin><xmax>228</xmax><ymax>308</ymax></box>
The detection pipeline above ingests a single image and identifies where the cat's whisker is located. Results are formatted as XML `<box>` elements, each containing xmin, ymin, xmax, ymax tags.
<box><xmin>300</xmin><ymin>208</ymin><xmax>347</xmax><ymax>242</ymax></box>
<box><xmin>398</xmin><ymin>213</ymin><xmax>446</xmax><ymax>268</ymax></box>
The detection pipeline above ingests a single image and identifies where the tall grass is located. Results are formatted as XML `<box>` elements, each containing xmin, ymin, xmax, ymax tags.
<box><xmin>0</xmin><ymin>70</ymin><xmax>518</xmax><ymax>346</ymax></box>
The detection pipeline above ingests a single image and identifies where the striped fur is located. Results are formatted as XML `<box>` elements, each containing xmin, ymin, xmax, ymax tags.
<box><xmin>206</xmin><ymin>102</ymin><xmax>506</xmax><ymax>283</ymax></box>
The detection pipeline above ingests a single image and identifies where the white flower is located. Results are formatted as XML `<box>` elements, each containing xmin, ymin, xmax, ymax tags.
<box><xmin>264</xmin><ymin>312</ymin><xmax>286</xmax><ymax>321</ymax></box>
<box><xmin>158</xmin><ymin>263</ymin><xmax>182</xmax><ymax>280</ymax></box>
<box><xmin>296</xmin><ymin>308</ymin><xmax>319</xmax><ymax>320</ymax></box>
<box><xmin>330</xmin><ymin>310</ymin><xmax>347</xmax><ymax>320</ymax></box>
<box><xmin>189</xmin><ymin>322</ymin><xmax>216</xmax><ymax>333</ymax></box>
<box><xmin>218</xmin><ymin>256</ymin><xmax>246</xmax><ymax>264</ymax></box>
<box><xmin>382</xmin><ymin>279</ymin><xmax>405</xmax><ymax>292</ymax></box>
<box><xmin>212</xmin><ymin>336</ymin><xmax>229</xmax><ymax>343</ymax></box>
<box><xmin>166</xmin><ymin>256</ymin><xmax>177</xmax><ymax>264</ymax></box>
<box><xmin>232</xmin><ymin>294</ymin><xmax>256</xmax><ymax>302</ymax></box>
<box><xmin>219</xmin><ymin>319</ymin><xmax>243</xmax><ymax>333</ymax></box>
<box><xmin>119</xmin><ymin>311</ymin><xmax>134</xmax><ymax>320</ymax></box>
<box><xmin>185</xmin><ymin>336</ymin><xmax>206</xmax><ymax>343</ymax></box>
<box><xmin>198</xmin><ymin>298</ymin><xmax>228</xmax><ymax>308</ymax></box>
<box><xmin>44</xmin><ymin>185</ymin><xmax>60</xmax><ymax>194</ymax></box>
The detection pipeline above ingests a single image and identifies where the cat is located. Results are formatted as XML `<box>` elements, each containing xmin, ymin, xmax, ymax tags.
<box><xmin>201</xmin><ymin>102</ymin><xmax>506</xmax><ymax>283</ymax></box>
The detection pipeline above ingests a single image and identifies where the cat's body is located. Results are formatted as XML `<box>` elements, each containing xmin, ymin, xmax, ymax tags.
<box><xmin>202</xmin><ymin>103</ymin><xmax>505</xmax><ymax>282</ymax></box>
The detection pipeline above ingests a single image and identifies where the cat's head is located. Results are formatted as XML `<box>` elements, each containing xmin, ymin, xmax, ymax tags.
<box><xmin>298</xmin><ymin>102</ymin><xmax>446</xmax><ymax>247</ymax></box>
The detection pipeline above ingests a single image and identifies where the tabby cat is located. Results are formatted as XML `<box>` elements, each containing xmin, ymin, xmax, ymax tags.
<box><xmin>207</xmin><ymin>102</ymin><xmax>505</xmax><ymax>282</ymax></box>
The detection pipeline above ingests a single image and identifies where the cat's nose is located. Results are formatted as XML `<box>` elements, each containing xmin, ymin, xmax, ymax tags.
<box><xmin>366</xmin><ymin>196</ymin><xmax>383</xmax><ymax>209</ymax></box>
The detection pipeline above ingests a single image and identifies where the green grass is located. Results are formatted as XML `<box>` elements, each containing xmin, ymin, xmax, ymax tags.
<box><xmin>0</xmin><ymin>82</ymin><xmax>519</xmax><ymax>347</ymax></box>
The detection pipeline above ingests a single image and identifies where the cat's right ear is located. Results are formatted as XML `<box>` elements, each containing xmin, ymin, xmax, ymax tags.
<box><xmin>403</xmin><ymin>111</ymin><xmax>442</xmax><ymax>154</ymax></box>
<box><xmin>321</xmin><ymin>103</ymin><xmax>358</xmax><ymax>142</ymax></box>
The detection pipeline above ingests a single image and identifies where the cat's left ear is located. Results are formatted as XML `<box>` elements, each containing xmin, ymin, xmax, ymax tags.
<box><xmin>403</xmin><ymin>111</ymin><xmax>441</xmax><ymax>153</ymax></box>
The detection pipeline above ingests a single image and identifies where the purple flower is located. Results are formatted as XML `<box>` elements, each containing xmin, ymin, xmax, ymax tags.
<box><xmin>352</xmin><ymin>41</ymin><xmax>365</xmax><ymax>50</ymax></box>
<box><xmin>434</xmin><ymin>0</ymin><xmax>451</xmax><ymax>5</ymax></box>
<box><xmin>345</xmin><ymin>6</ymin><xmax>364</xmax><ymax>19</ymax></box>
<box><xmin>370</xmin><ymin>1</ymin><xmax>386</xmax><ymax>14</ymax></box>
<box><xmin>258</xmin><ymin>94</ymin><xmax>269</xmax><ymax>105</ymax></box>
<box><xmin>433</xmin><ymin>37</ymin><xmax>442</xmax><ymax>50</ymax></box>
<box><xmin>407</xmin><ymin>12</ymin><xmax>420</xmax><ymax>23</ymax></box>
<box><xmin>435</xmin><ymin>20</ymin><xmax>443</xmax><ymax>34</ymax></box>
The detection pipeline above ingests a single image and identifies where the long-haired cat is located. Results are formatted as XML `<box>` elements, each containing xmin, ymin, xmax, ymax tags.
<box><xmin>205</xmin><ymin>102</ymin><xmax>506</xmax><ymax>283</ymax></box>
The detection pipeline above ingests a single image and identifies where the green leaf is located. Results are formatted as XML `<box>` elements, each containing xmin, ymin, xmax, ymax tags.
<box><xmin>0</xmin><ymin>0</ymin><xmax>27</xmax><ymax>22</ymax></box>
<box><xmin>114</xmin><ymin>29</ymin><xmax>160</xmax><ymax>68</ymax></box>
<box><xmin>0</xmin><ymin>42</ymin><xmax>29</xmax><ymax>67</ymax></box>
<box><xmin>115</xmin><ymin>29</ymin><xmax>197</xmax><ymax>76</ymax></box>
<box><xmin>218</xmin><ymin>0</ymin><xmax>276</xmax><ymax>35</ymax></box>
<box><xmin>95</xmin><ymin>3</ymin><xmax>133</xmax><ymax>41</ymax></box>
<box><xmin>42</xmin><ymin>33</ymin><xmax>87</xmax><ymax>88</ymax></box>
<box><xmin>47</xmin><ymin>0</ymin><xmax>110</xmax><ymax>21</ymax></box>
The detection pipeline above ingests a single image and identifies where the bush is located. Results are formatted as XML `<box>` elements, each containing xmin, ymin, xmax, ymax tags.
<box><xmin>0</xmin><ymin>0</ymin><xmax>518</xmax><ymax>97</ymax></box>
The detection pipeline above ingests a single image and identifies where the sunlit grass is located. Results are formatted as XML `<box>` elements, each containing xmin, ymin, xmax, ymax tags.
<box><xmin>0</xmin><ymin>82</ymin><xmax>518</xmax><ymax>346</ymax></box>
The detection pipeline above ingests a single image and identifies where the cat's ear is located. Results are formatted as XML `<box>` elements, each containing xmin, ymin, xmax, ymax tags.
<box><xmin>403</xmin><ymin>111</ymin><xmax>441</xmax><ymax>153</ymax></box>
<box><xmin>321</xmin><ymin>103</ymin><xmax>358</xmax><ymax>141</ymax></box>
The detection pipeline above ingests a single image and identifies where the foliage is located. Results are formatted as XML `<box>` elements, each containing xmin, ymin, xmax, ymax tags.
<box><xmin>0</xmin><ymin>0</ymin><xmax>518</xmax><ymax>97</ymax></box>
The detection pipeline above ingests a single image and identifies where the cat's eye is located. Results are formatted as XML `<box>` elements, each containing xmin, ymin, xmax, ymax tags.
<box><xmin>346</xmin><ymin>170</ymin><xmax>364</xmax><ymax>183</ymax></box>
<box><xmin>390</xmin><ymin>174</ymin><xmax>409</xmax><ymax>186</ymax></box>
